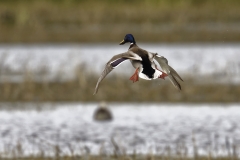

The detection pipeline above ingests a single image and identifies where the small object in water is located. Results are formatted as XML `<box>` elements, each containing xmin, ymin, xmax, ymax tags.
<box><xmin>93</xmin><ymin>102</ymin><xmax>112</xmax><ymax>121</ymax></box>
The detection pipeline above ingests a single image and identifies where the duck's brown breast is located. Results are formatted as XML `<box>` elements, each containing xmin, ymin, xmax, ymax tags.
<box><xmin>129</xmin><ymin>47</ymin><xmax>155</xmax><ymax>78</ymax></box>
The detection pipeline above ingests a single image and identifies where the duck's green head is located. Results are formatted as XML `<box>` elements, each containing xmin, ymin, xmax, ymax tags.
<box><xmin>119</xmin><ymin>34</ymin><xmax>136</xmax><ymax>45</ymax></box>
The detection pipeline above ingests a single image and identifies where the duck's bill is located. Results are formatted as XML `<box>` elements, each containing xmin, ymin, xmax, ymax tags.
<box><xmin>119</xmin><ymin>40</ymin><xmax>125</xmax><ymax>45</ymax></box>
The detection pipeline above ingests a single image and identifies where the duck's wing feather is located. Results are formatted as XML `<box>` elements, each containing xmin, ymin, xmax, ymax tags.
<box><xmin>154</xmin><ymin>55</ymin><xmax>183</xmax><ymax>90</ymax></box>
<box><xmin>168</xmin><ymin>65</ymin><xmax>183</xmax><ymax>82</ymax></box>
<box><xmin>168</xmin><ymin>74</ymin><xmax>181</xmax><ymax>90</ymax></box>
<box><xmin>93</xmin><ymin>63</ymin><xmax>114</xmax><ymax>95</ymax></box>
<box><xmin>93</xmin><ymin>51</ymin><xmax>142</xmax><ymax>95</ymax></box>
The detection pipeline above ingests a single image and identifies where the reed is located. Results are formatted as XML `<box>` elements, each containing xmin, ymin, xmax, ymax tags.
<box><xmin>0</xmin><ymin>137</ymin><xmax>238</xmax><ymax>160</ymax></box>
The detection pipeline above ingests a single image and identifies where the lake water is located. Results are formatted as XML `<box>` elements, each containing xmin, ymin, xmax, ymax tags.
<box><xmin>0</xmin><ymin>103</ymin><xmax>239</xmax><ymax>156</ymax></box>
<box><xmin>0</xmin><ymin>44</ymin><xmax>240</xmax><ymax>83</ymax></box>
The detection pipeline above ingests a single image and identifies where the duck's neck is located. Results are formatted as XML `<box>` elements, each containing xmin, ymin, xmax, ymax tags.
<box><xmin>129</xmin><ymin>43</ymin><xmax>137</xmax><ymax>49</ymax></box>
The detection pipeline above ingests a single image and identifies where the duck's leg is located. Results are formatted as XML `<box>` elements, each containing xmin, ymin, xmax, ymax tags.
<box><xmin>155</xmin><ymin>65</ymin><xmax>168</xmax><ymax>79</ymax></box>
<box><xmin>129</xmin><ymin>68</ymin><xmax>139</xmax><ymax>83</ymax></box>
<box><xmin>159</xmin><ymin>72</ymin><xmax>168</xmax><ymax>79</ymax></box>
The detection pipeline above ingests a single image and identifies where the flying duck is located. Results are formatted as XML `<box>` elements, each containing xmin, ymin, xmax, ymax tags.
<box><xmin>93</xmin><ymin>34</ymin><xmax>182</xmax><ymax>95</ymax></box>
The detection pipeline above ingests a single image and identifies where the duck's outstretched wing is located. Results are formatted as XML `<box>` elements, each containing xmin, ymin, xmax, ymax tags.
<box><xmin>168</xmin><ymin>74</ymin><xmax>182</xmax><ymax>90</ymax></box>
<box><xmin>154</xmin><ymin>55</ymin><xmax>183</xmax><ymax>90</ymax></box>
<box><xmin>168</xmin><ymin>65</ymin><xmax>183</xmax><ymax>82</ymax></box>
<box><xmin>93</xmin><ymin>51</ymin><xmax>142</xmax><ymax>95</ymax></box>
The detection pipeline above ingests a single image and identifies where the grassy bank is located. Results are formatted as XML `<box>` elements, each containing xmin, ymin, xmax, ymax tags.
<box><xmin>0</xmin><ymin>73</ymin><xmax>239</xmax><ymax>102</ymax></box>
<box><xmin>0</xmin><ymin>0</ymin><xmax>240</xmax><ymax>43</ymax></box>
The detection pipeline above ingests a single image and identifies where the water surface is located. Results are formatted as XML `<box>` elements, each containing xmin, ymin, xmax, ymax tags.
<box><xmin>0</xmin><ymin>103</ymin><xmax>239</xmax><ymax>155</ymax></box>
<box><xmin>0</xmin><ymin>44</ymin><xmax>240</xmax><ymax>83</ymax></box>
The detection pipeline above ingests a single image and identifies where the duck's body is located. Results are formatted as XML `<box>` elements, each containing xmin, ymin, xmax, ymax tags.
<box><xmin>93</xmin><ymin>34</ymin><xmax>182</xmax><ymax>95</ymax></box>
<box><xmin>128</xmin><ymin>43</ymin><xmax>163</xmax><ymax>80</ymax></box>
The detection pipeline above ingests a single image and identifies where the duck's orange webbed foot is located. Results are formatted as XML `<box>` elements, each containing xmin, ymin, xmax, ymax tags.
<box><xmin>155</xmin><ymin>65</ymin><xmax>168</xmax><ymax>80</ymax></box>
<box><xmin>129</xmin><ymin>68</ymin><xmax>139</xmax><ymax>83</ymax></box>
<box><xmin>159</xmin><ymin>72</ymin><xmax>168</xmax><ymax>79</ymax></box>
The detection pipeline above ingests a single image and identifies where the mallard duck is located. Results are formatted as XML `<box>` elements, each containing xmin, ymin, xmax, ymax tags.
<box><xmin>93</xmin><ymin>34</ymin><xmax>182</xmax><ymax>95</ymax></box>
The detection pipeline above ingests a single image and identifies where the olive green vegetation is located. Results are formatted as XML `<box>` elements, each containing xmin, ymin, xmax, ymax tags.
<box><xmin>0</xmin><ymin>71</ymin><xmax>239</xmax><ymax>102</ymax></box>
<box><xmin>0</xmin><ymin>0</ymin><xmax>240</xmax><ymax>43</ymax></box>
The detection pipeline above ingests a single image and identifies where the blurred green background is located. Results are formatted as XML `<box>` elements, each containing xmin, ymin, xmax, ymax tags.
<box><xmin>1</xmin><ymin>0</ymin><xmax>240</xmax><ymax>43</ymax></box>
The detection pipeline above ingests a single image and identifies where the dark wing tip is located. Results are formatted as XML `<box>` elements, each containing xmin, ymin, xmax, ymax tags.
<box><xmin>93</xmin><ymin>84</ymin><xmax>99</xmax><ymax>95</ymax></box>
<box><xmin>178</xmin><ymin>75</ymin><xmax>184</xmax><ymax>82</ymax></box>
<box><xmin>168</xmin><ymin>74</ymin><xmax>181</xmax><ymax>91</ymax></box>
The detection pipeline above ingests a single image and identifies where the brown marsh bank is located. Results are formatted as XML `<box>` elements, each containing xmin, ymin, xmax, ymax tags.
<box><xmin>0</xmin><ymin>77</ymin><xmax>240</xmax><ymax>102</ymax></box>
<box><xmin>1</xmin><ymin>0</ymin><xmax>240</xmax><ymax>43</ymax></box>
